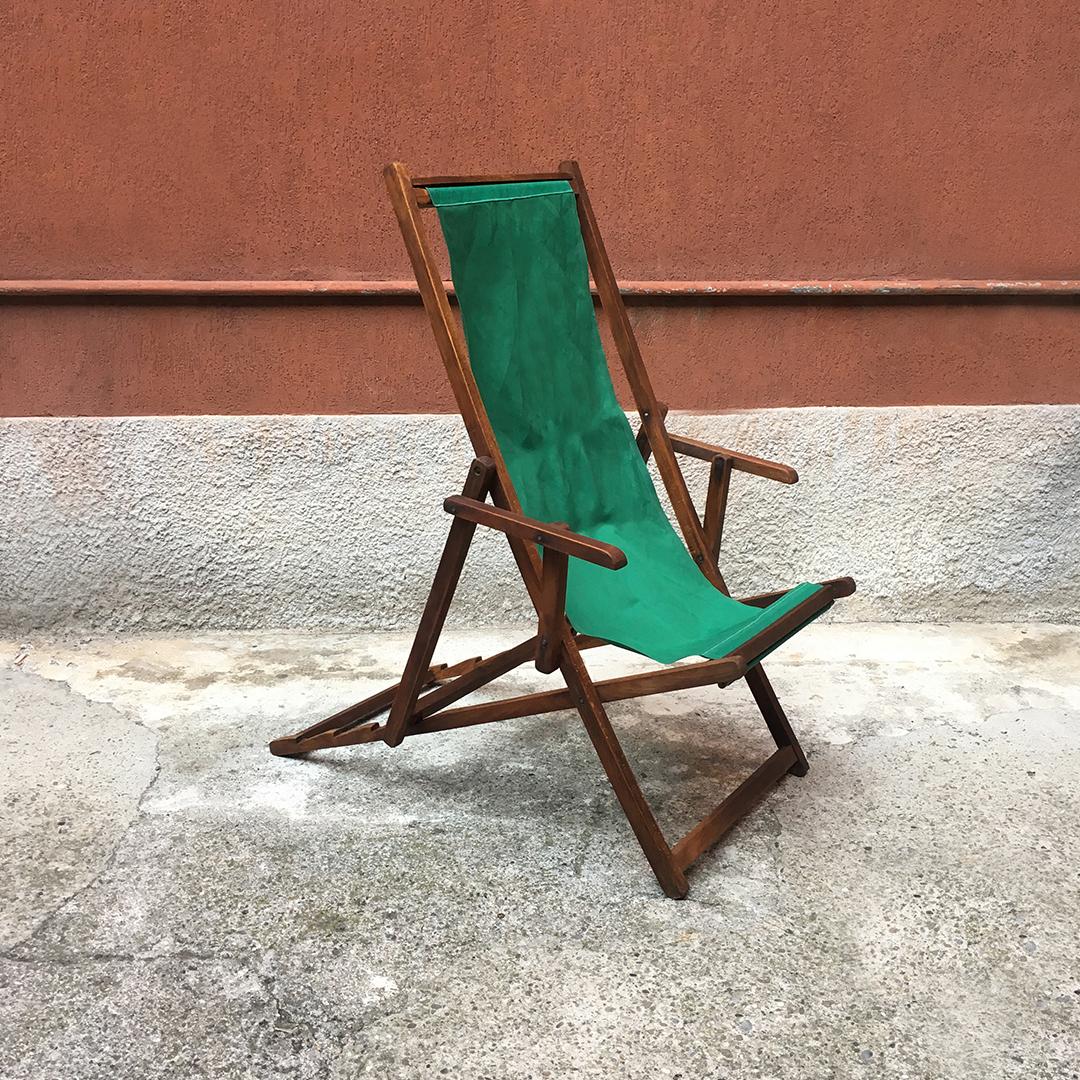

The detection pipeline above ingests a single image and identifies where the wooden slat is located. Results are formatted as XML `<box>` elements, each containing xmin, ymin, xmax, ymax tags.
<box><xmin>271</xmin><ymin>721</ymin><xmax>386</xmax><ymax>755</ymax></box>
<box><xmin>745</xmin><ymin>667</ymin><xmax>809</xmax><ymax>775</ymax></box>
<box><xmin>560</xmin><ymin>159</ymin><xmax>727</xmax><ymax>595</ymax></box>
<box><xmin>536</xmin><ymin>547</ymin><xmax>569</xmax><ymax>673</ymax></box>
<box><xmin>635</xmin><ymin>401</ymin><xmax>670</xmax><ymax>463</ymax></box>
<box><xmin>671</xmin><ymin>745</ymin><xmax>797</xmax><ymax>871</ymax></box>
<box><xmin>560</xmin><ymin>631</ymin><xmax>689</xmax><ymax>899</ymax></box>
<box><xmin>729</xmin><ymin>590</ymin><xmax>834</xmax><ymax>666</ymax></box>
<box><xmin>381</xmin><ymin>457</ymin><xmax>496</xmax><ymax>746</ymax></box>
<box><xmin>384</xmin><ymin>163</ymin><xmax>547</xmax><ymax>611</ymax></box>
<box><xmin>413</xmin><ymin>172</ymin><xmax>576</xmax><ymax>187</ymax></box>
<box><xmin>384</xmin><ymin>164</ymin><xmax>497</xmax><ymax>453</ymax></box>
<box><xmin>267</xmin><ymin>653</ymin><xmax>487</xmax><ymax>755</ymax></box>
<box><xmin>702</xmin><ymin>456</ymin><xmax>732</xmax><ymax>561</ymax></box>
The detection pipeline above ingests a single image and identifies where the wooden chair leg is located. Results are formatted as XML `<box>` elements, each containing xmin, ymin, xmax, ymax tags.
<box><xmin>745</xmin><ymin>665</ymin><xmax>809</xmax><ymax>776</ymax></box>
<box><xmin>559</xmin><ymin>639</ymin><xmax>689</xmax><ymax>898</ymax></box>
<box><xmin>382</xmin><ymin>457</ymin><xmax>496</xmax><ymax>747</ymax></box>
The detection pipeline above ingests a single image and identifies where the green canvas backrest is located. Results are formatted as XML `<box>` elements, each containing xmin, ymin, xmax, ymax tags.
<box><xmin>429</xmin><ymin>181</ymin><xmax>825</xmax><ymax>664</ymax></box>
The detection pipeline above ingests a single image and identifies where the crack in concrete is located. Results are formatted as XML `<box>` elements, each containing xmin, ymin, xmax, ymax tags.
<box><xmin>2</xmin><ymin>946</ymin><xmax>220</xmax><ymax>967</ymax></box>
<box><xmin>1</xmin><ymin>683</ymin><xmax>163</xmax><ymax>959</ymax></box>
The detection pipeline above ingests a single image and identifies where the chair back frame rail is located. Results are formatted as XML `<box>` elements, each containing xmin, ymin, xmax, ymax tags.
<box><xmin>269</xmin><ymin>162</ymin><xmax>856</xmax><ymax>899</ymax></box>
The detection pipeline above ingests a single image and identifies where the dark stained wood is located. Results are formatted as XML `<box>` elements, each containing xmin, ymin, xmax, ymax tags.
<box><xmin>381</xmin><ymin>457</ymin><xmax>497</xmax><ymax>746</ymax></box>
<box><xmin>671</xmin><ymin>746</ymin><xmax>798</xmax><ymax>870</ymax></box>
<box><xmin>268</xmin><ymin>653</ymin><xmax>490</xmax><ymax>756</ymax></box>
<box><xmin>384</xmin><ymin>164</ymin><xmax>552</xmax><ymax>617</ymax></box>
<box><xmin>413</xmin><ymin>172</ymin><xmax>576</xmax><ymax>187</ymax></box>
<box><xmin>703</xmin><ymin>455</ymin><xmax>732</xmax><ymax>562</ymax></box>
<box><xmin>738</xmin><ymin>577</ymin><xmax>857</xmax><ymax>609</ymax></box>
<box><xmin>729</xmin><ymin>590</ymin><xmax>834</xmax><ymax>669</ymax></box>
<box><xmin>444</xmin><ymin>496</ymin><xmax>627</xmax><ymax>570</ymax></box>
<box><xmin>669</xmin><ymin>433</ymin><xmax>799</xmax><ymax>484</ymax></box>
<box><xmin>270</xmin><ymin>671</ymin><xmax>431</xmax><ymax>756</ymax></box>
<box><xmin>414</xmin><ymin>173</ymin><xmax>577</xmax><ymax>209</ymax></box>
<box><xmin>536</xmin><ymin>546</ymin><xmax>569</xmax><ymax>673</ymax></box>
<box><xmin>271</xmin><ymin>720</ymin><xmax>386</xmax><ymax>755</ymax></box>
<box><xmin>635</xmin><ymin>401</ymin><xmax>670</xmax><ymax>462</ymax></box>
<box><xmin>558</xmin><ymin>634</ymin><xmax>689</xmax><ymax>899</ymax></box>
<box><xmin>745</xmin><ymin>667</ymin><xmax>810</xmax><ymax>776</ymax></box>
<box><xmin>384</xmin><ymin>164</ymin><xmax>497</xmax><ymax>454</ymax></box>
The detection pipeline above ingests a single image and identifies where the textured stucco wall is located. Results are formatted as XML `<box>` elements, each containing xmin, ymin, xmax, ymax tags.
<box><xmin>3</xmin><ymin>407</ymin><xmax>1077</xmax><ymax>633</ymax></box>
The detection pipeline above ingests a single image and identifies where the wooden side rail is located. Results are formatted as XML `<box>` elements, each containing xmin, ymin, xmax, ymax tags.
<box><xmin>738</xmin><ymin>577</ymin><xmax>857</xmax><ymax>609</ymax></box>
<box><xmin>412</xmin><ymin>652</ymin><xmax>748</xmax><ymax>735</ymax></box>
<box><xmin>728</xmin><ymin>588</ymin><xmax>835</xmax><ymax>667</ymax></box>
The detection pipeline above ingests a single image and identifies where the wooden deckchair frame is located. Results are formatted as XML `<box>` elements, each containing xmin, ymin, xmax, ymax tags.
<box><xmin>270</xmin><ymin>162</ymin><xmax>855</xmax><ymax>898</ymax></box>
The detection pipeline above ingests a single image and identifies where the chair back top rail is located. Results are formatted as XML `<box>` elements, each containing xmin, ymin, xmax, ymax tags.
<box><xmin>412</xmin><ymin>172</ymin><xmax>579</xmax><ymax>207</ymax></box>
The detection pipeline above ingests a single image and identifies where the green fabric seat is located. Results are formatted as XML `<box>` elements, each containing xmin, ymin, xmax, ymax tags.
<box><xmin>430</xmin><ymin>181</ymin><xmax>827</xmax><ymax>666</ymax></box>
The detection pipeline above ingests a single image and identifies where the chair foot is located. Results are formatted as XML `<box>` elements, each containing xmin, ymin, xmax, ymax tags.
<box><xmin>661</xmin><ymin>866</ymin><xmax>690</xmax><ymax>900</ymax></box>
<box><xmin>269</xmin><ymin>738</ymin><xmax>310</xmax><ymax>759</ymax></box>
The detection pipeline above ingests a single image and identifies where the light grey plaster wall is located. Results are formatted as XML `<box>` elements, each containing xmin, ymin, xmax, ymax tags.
<box><xmin>2</xmin><ymin>406</ymin><xmax>1077</xmax><ymax>632</ymax></box>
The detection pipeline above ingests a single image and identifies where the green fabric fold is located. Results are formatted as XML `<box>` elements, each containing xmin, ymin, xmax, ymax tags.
<box><xmin>429</xmin><ymin>182</ymin><xmax>827</xmax><ymax>664</ymax></box>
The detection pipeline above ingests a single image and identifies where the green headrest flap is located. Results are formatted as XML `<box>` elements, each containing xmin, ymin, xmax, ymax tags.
<box><xmin>426</xmin><ymin>180</ymin><xmax>573</xmax><ymax>207</ymax></box>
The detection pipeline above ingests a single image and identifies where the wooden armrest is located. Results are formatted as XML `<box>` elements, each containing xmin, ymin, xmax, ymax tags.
<box><xmin>443</xmin><ymin>496</ymin><xmax>627</xmax><ymax>570</ymax></box>
<box><xmin>668</xmin><ymin>434</ymin><xmax>799</xmax><ymax>484</ymax></box>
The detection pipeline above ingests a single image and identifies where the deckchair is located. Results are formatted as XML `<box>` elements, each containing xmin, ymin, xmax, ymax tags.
<box><xmin>270</xmin><ymin>162</ymin><xmax>855</xmax><ymax>898</ymax></box>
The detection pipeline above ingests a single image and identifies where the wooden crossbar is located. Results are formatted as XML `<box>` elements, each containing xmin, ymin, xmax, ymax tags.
<box><xmin>413</xmin><ymin>172</ymin><xmax>578</xmax><ymax>208</ymax></box>
<box><xmin>671</xmin><ymin>745</ymin><xmax>797</xmax><ymax>870</ymax></box>
<box><xmin>410</xmin><ymin>653</ymin><xmax>747</xmax><ymax>736</ymax></box>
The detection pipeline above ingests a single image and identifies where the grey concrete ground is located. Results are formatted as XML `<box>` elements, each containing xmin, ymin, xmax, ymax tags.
<box><xmin>1</xmin><ymin>624</ymin><xmax>1078</xmax><ymax>1079</ymax></box>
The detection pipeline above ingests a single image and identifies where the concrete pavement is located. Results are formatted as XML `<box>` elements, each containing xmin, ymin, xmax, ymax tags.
<box><xmin>2</xmin><ymin>624</ymin><xmax>1078</xmax><ymax>1078</ymax></box>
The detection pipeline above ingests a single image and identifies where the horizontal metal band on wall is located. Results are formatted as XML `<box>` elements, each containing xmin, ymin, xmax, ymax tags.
<box><xmin>1</xmin><ymin>279</ymin><xmax>1078</xmax><ymax>299</ymax></box>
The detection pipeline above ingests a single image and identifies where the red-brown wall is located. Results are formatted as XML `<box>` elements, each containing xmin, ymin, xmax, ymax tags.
<box><xmin>2</xmin><ymin>1</ymin><xmax>1078</xmax><ymax>415</ymax></box>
